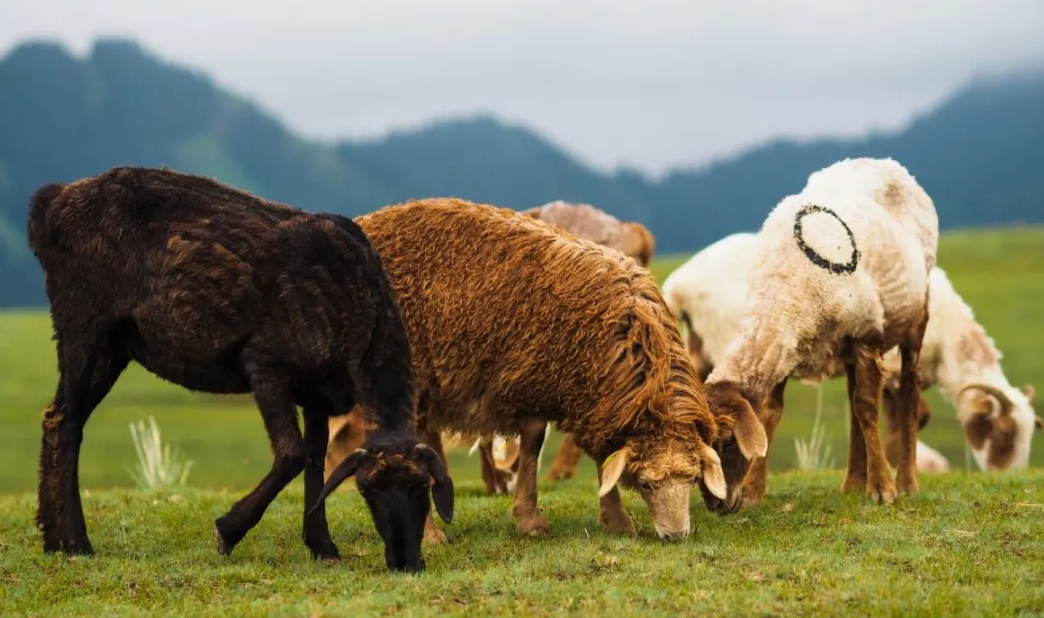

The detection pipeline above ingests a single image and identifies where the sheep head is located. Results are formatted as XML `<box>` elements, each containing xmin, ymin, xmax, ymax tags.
<box><xmin>700</xmin><ymin>381</ymin><xmax>770</xmax><ymax>514</ymax></box>
<box><xmin>596</xmin><ymin>429</ymin><xmax>725</xmax><ymax>541</ymax></box>
<box><xmin>958</xmin><ymin>383</ymin><xmax>1038</xmax><ymax>471</ymax></box>
<box><xmin>619</xmin><ymin>222</ymin><xmax>656</xmax><ymax>267</ymax></box>
<box><xmin>312</xmin><ymin>430</ymin><xmax>453</xmax><ymax>572</ymax></box>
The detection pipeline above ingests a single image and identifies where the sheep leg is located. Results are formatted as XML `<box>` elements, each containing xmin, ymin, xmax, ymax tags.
<box><xmin>419</xmin><ymin>428</ymin><xmax>449</xmax><ymax>545</ymax></box>
<box><xmin>479</xmin><ymin>439</ymin><xmax>510</xmax><ymax>495</ymax></box>
<box><xmin>324</xmin><ymin>407</ymin><xmax>367</xmax><ymax>480</ymax></box>
<box><xmin>37</xmin><ymin>376</ymin><xmax>65</xmax><ymax>553</ymax></box>
<box><xmin>881</xmin><ymin>388</ymin><xmax>901</xmax><ymax>468</ymax></box>
<box><xmin>841</xmin><ymin>361</ymin><xmax>868</xmax><ymax>493</ymax></box>
<box><xmin>47</xmin><ymin>331</ymin><xmax>129</xmax><ymax>555</ymax></box>
<box><xmin>511</xmin><ymin>417</ymin><xmax>550</xmax><ymax>536</ymax></box>
<box><xmin>300</xmin><ymin>396</ymin><xmax>340</xmax><ymax>560</ymax></box>
<box><xmin>741</xmin><ymin>379</ymin><xmax>787</xmax><ymax>507</ymax></box>
<box><xmin>215</xmin><ymin>374</ymin><xmax>306</xmax><ymax>555</ymax></box>
<box><xmin>546</xmin><ymin>434</ymin><xmax>583</xmax><ymax>481</ymax></box>
<box><xmin>895</xmin><ymin>345</ymin><xmax>921</xmax><ymax>495</ymax></box>
<box><xmin>849</xmin><ymin>346</ymin><xmax>896</xmax><ymax>504</ymax></box>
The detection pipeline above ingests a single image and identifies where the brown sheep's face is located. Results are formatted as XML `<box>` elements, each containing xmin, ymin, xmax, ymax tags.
<box><xmin>312</xmin><ymin>432</ymin><xmax>453</xmax><ymax>572</ymax></box>
<box><xmin>597</xmin><ymin>436</ymin><xmax>726</xmax><ymax>541</ymax></box>
<box><xmin>701</xmin><ymin>382</ymin><xmax>769</xmax><ymax>515</ymax></box>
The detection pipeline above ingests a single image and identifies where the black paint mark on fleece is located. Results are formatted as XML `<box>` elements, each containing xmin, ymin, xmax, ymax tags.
<box><xmin>793</xmin><ymin>204</ymin><xmax>860</xmax><ymax>275</ymax></box>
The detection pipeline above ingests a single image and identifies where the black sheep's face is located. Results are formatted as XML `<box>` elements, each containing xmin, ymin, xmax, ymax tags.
<box><xmin>313</xmin><ymin>433</ymin><xmax>454</xmax><ymax>572</ymax></box>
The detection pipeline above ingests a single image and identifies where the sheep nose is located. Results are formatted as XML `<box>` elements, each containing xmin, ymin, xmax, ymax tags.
<box><xmin>656</xmin><ymin>528</ymin><xmax>690</xmax><ymax>542</ymax></box>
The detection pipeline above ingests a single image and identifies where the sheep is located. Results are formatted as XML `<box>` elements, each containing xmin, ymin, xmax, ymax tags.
<box><xmin>317</xmin><ymin>198</ymin><xmax>767</xmax><ymax>542</ymax></box>
<box><xmin>880</xmin><ymin>267</ymin><xmax>1041</xmax><ymax>470</ymax></box>
<box><xmin>662</xmin><ymin>235</ymin><xmax>1039</xmax><ymax>474</ymax></box>
<box><xmin>657</xmin><ymin>231</ymin><xmax>936</xmax><ymax>473</ymax></box>
<box><xmin>698</xmin><ymin>157</ymin><xmax>938</xmax><ymax>513</ymax></box>
<box><xmin>27</xmin><ymin>167</ymin><xmax>451</xmax><ymax>572</ymax></box>
<box><xmin>521</xmin><ymin>200</ymin><xmax>656</xmax><ymax>267</ymax></box>
<box><xmin>327</xmin><ymin>200</ymin><xmax>656</xmax><ymax>495</ymax></box>
<box><xmin>475</xmin><ymin>200</ymin><xmax>657</xmax><ymax>489</ymax></box>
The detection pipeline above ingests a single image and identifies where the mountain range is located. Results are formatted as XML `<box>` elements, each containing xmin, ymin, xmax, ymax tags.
<box><xmin>1</xmin><ymin>38</ymin><xmax>1041</xmax><ymax>307</ymax></box>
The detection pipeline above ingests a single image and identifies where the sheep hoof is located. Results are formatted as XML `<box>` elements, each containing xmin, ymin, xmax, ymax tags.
<box><xmin>60</xmin><ymin>538</ymin><xmax>94</xmax><ymax>557</ymax></box>
<box><xmin>423</xmin><ymin>525</ymin><xmax>448</xmax><ymax>546</ymax></box>
<box><xmin>867</xmin><ymin>483</ymin><xmax>897</xmax><ymax>505</ymax></box>
<box><xmin>546</xmin><ymin>468</ymin><xmax>573</xmax><ymax>482</ymax></box>
<box><xmin>308</xmin><ymin>541</ymin><xmax>341</xmax><ymax>561</ymax></box>
<box><xmin>840</xmin><ymin>475</ymin><xmax>867</xmax><ymax>493</ymax></box>
<box><xmin>516</xmin><ymin>513</ymin><xmax>550</xmax><ymax>536</ymax></box>
<box><xmin>897</xmin><ymin>476</ymin><xmax>920</xmax><ymax>496</ymax></box>
<box><xmin>601</xmin><ymin>513</ymin><xmax>636</xmax><ymax>536</ymax></box>
<box><xmin>214</xmin><ymin>525</ymin><xmax>232</xmax><ymax>555</ymax></box>
<box><xmin>214</xmin><ymin>519</ymin><xmax>242</xmax><ymax>556</ymax></box>
<box><xmin>740</xmin><ymin>494</ymin><xmax>764</xmax><ymax>509</ymax></box>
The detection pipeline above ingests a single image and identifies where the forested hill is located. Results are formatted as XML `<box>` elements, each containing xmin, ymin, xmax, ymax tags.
<box><xmin>1</xmin><ymin>38</ymin><xmax>1041</xmax><ymax>307</ymax></box>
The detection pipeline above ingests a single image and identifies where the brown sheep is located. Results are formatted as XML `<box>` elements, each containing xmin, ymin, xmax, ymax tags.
<box><xmin>317</xmin><ymin>198</ymin><xmax>767</xmax><ymax>542</ymax></box>
<box><xmin>27</xmin><ymin>167</ymin><xmax>451</xmax><ymax>572</ymax></box>
<box><xmin>473</xmin><ymin>201</ymin><xmax>658</xmax><ymax>489</ymax></box>
<box><xmin>326</xmin><ymin>201</ymin><xmax>656</xmax><ymax>494</ymax></box>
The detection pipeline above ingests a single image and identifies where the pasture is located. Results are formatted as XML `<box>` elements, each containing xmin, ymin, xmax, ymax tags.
<box><xmin>1</xmin><ymin>225</ymin><xmax>1042</xmax><ymax>615</ymax></box>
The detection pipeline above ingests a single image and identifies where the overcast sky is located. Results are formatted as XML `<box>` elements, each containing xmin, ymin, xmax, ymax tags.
<box><xmin>3</xmin><ymin>0</ymin><xmax>1043</xmax><ymax>175</ymax></box>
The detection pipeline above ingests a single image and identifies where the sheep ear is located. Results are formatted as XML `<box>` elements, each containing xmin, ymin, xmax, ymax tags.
<box><xmin>417</xmin><ymin>444</ymin><xmax>454</xmax><ymax>524</ymax></box>
<box><xmin>963</xmin><ymin>411</ymin><xmax>993</xmax><ymax>449</ymax></box>
<box><xmin>700</xmin><ymin>443</ymin><xmax>727</xmax><ymax>500</ymax></box>
<box><xmin>733</xmin><ymin>400</ymin><xmax>768</xmax><ymax>459</ymax></box>
<box><xmin>598</xmin><ymin>447</ymin><xmax>630</xmax><ymax>498</ymax></box>
<box><xmin>1034</xmin><ymin>415</ymin><xmax>1043</xmax><ymax>430</ymax></box>
<box><xmin>309</xmin><ymin>449</ymin><xmax>367</xmax><ymax>516</ymax></box>
<box><xmin>1022</xmin><ymin>384</ymin><xmax>1035</xmax><ymax>404</ymax></box>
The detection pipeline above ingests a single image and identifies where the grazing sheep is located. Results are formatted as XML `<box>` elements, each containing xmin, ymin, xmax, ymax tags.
<box><xmin>881</xmin><ymin>267</ymin><xmax>1041</xmax><ymax>470</ymax></box>
<box><xmin>662</xmin><ymin>234</ymin><xmax>1038</xmax><ymax>473</ymax></box>
<box><xmin>522</xmin><ymin>200</ymin><xmax>656</xmax><ymax>267</ymax></box>
<box><xmin>700</xmin><ymin>157</ymin><xmax>937</xmax><ymax>512</ymax></box>
<box><xmin>319</xmin><ymin>198</ymin><xmax>766</xmax><ymax>542</ymax></box>
<box><xmin>328</xmin><ymin>200</ymin><xmax>656</xmax><ymax>495</ymax></box>
<box><xmin>28</xmin><ymin>167</ymin><xmax>451</xmax><ymax>572</ymax></box>
<box><xmin>657</xmin><ymin>231</ymin><xmax>935</xmax><ymax>473</ymax></box>
<box><xmin>472</xmin><ymin>201</ymin><xmax>657</xmax><ymax>488</ymax></box>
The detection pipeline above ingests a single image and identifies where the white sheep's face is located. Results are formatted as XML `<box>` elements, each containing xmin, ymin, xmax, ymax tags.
<box><xmin>959</xmin><ymin>384</ymin><xmax>1040</xmax><ymax>471</ymax></box>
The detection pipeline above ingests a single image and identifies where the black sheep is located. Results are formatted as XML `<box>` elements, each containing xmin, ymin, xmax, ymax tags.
<box><xmin>26</xmin><ymin>166</ymin><xmax>452</xmax><ymax>572</ymax></box>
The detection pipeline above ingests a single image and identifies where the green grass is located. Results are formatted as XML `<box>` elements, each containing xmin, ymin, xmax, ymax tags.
<box><xmin>0</xmin><ymin>225</ymin><xmax>1042</xmax><ymax>615</ymax></box>
<box><xmin>2</xmin><ymin>473</ymin><xmax>1043</xmax><ymax>616</ymax></box>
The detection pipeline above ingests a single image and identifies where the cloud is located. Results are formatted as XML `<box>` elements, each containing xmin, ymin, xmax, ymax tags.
<box><xmin>3</xmin><ymin>0</ymin><xmax>1043</xmax><ymax>173</ymax></box>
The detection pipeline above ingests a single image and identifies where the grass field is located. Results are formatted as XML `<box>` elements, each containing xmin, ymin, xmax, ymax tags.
<box><xmin>0</xmin><ymin>225</ymin><xmax>1042</xmax><ymax>615</ymax></box>
<box><xmin>1</xmin><ymin>473</ymin><xmax>1043</xmax><ymax>616</ymax></box>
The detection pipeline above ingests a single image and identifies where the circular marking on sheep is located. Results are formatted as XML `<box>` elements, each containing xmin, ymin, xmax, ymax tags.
<box><xmin>793</xmin><ymin>204</ymin><xmax>860</xmax><ymax>275</ymax></box>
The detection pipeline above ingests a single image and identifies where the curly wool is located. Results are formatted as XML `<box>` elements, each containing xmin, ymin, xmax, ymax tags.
<box><xmin>356</xmin><ymin>199</ymin><xmax>718</xmax><ymax>472</ymax></box>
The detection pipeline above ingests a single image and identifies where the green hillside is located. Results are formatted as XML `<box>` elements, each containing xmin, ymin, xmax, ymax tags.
<box><xmin>1</xmin><ymin>38</ymin><xmax>1043</xmax><ymax>307</ymax></box>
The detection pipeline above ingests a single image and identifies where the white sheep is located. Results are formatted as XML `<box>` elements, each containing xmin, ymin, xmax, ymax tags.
<box><xmin>701</xmin><ymin>157</ymin><xmax>938</xmax><ymax>513</ymax></box>
<box><xmin>881</xmin><ymin>267</ymin><xmax>1041</xmax><ymax>470</ymax></box>
<box><xmin>665</xmin><ymin>236</ymin><xmax>1039</xmax><ymax>473</ymax></box>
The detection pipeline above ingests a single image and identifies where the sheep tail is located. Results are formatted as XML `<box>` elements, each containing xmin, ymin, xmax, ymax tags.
<box><xmin>26</xmin><ymin>183</ymin><xmax>67</xmax><ymax>255</ymax></box>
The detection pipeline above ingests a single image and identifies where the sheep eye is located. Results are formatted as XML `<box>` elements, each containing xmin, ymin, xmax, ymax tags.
<box><xmin>638</xmin><ymin>480</ymin><xmax>652</xmax><ymax>491</ymax></box>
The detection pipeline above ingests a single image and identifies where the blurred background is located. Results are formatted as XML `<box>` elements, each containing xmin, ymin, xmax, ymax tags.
<box><xmin>0</xmin><ymin>0</ymin><xmax>1041</xmax><ymax>493</ymax></box>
